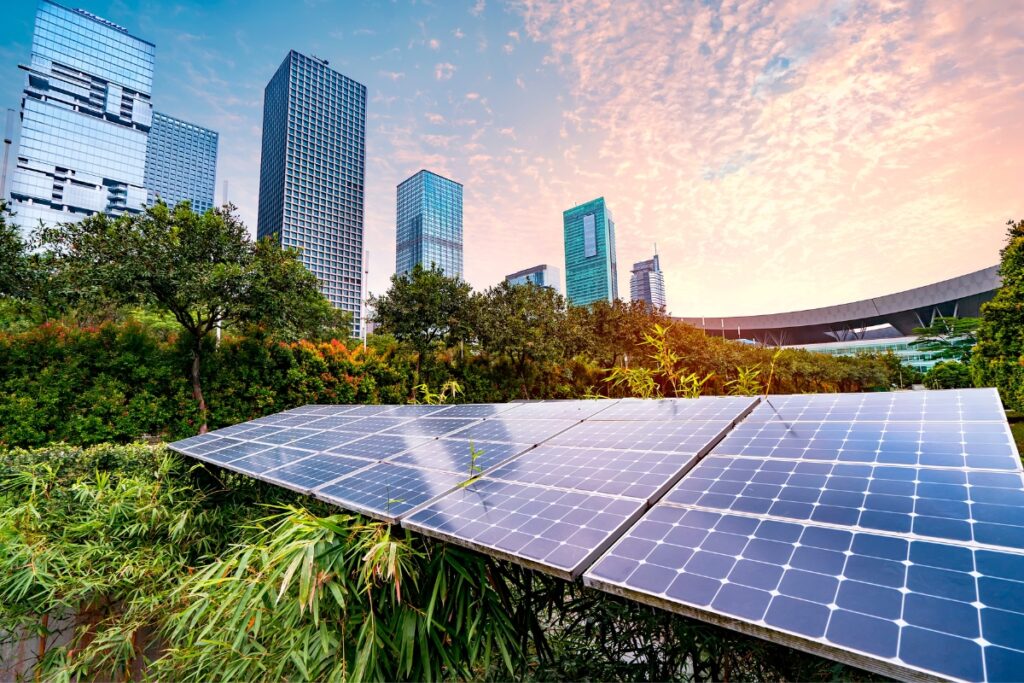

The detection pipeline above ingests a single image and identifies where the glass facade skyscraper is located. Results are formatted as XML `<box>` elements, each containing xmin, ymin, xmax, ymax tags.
<box><xmin>256</xmin><ymin>50</ymin><xmax>367</xmax><ymax>336</ymax></box>
<box><xmin>630</xmin><ymin>253</ymin><xmax>667</xmax><ymax>310</ymax></box>
<box><xmin>395</xmin><ymin>169</ymin><xmax>463</xmax><ymax>278</ymax></box>
<box><xmin>144</xmin><ymin>111</ymin><xmax>218</xmax><ymax>213</ymax></box>
<box><xmin>563</xmin><ymin>197</ymin><xmax>618</xmax><ymax>305</ymax></box>
<box><xmin>9</xmin><ymin>0</ymin><xmax>154</xmax><ymax>235</ymax></box>
<box><xmin>506</xmin><ymin>263</ymin><xmax>561</xmax><ymax>293</ymax></box>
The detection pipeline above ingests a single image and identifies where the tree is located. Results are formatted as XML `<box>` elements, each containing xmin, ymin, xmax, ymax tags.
<box><xmin>923</xmin><ymin>360</ymin><xmax>973</xmax><ymax>390</ymax></box>
<box><xmin>973</xmin><ymin>219</ymin><xmax>1024</xmax><ymax>410</ymax></box>
<box><xmin>0</xmin><ymin>202</ymin><xmax>29</xmax><ymax>299</ymax></box>
<box><xmin>473</xmin><ymin>281</ymin><xmax>569</xmax><ymax>398</ymax></box>
<box><xmin>38</xmin><ymin>201</ymin><xmax>345</xmax><ymax>433</ymax></box>
<box><xmin>910</xmin><ymin>316</ymin><xmax>980</xmax><ymax>362</ymax></box>
<box><xmin>368</xmin><ymin>264</ymin><xmax>473</xmax><ymax>386</ymax></box>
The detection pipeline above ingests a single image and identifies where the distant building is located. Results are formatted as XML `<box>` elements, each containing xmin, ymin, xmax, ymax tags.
<box><xmin>790</xmin><ymin>336</ymin><xmax>942</xmax><ymax>374</ymax></box>
<box><xmin>506</xmin><ymin>264</ymin><xmax>561</xmax><ymax>293</ymax></box>
<box><xmin>256</xmin><ymin>50</ymin><xmax>367</xmax><ymax>336</ymax></box>
<box><xmin>563</xmin><ymin>197</ymin><xmax>618</xmax><ymax>305</ymax></box>
<box><xmin>9</xmin><ymin>0</ymin><xmax>154</xmax><ymax>235</ymax></box>
<box><xmin>396</xmin><ymin>169</ymin><xmax>463</xmax><ymax>278</ymax></box>
<box><xmin>630</xmin><ymin>253</ymin><xmax>666</xmax><ymax>310</ymax></box>
<box><xmin>144</xmin><ymin>112</ymin><xmax>218</xmax><ymax>213</ymax></box>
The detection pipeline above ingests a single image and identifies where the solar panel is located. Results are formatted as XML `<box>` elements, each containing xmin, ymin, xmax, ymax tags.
<box><xmin>387</xmin><ymin>438</ymin><xmax>532</xmax><ymax>474</ymax></box>
<box><xmin>380</xmin><ymin>404</ymin><xmax>455</xmax><ymax>417</ymax></box>
<box><xmin>343</xmin><ymin>416</ymin><xmax>415</xmax><ymax>433</ymax></box>
<box><xmin>748</xmin><ymin>388</ymin><xmax>1005</xmax><ymax>423</ymax></box>
<box><xmin>380</xmin><ymin>417</ymin><xmax>481</xmax><ymax>437</ymax></box>
<box><xmin>667</xmin><ymin>454</ymin><xmax>1024</xmax><ymax>545</ymax></box>
<box><xmin>315</xmin><ymin>463</ymin><xmax>464</xmax><ymax>523</ymax></box>
<box><xmin>485</xmin><ymin>445</ymin><xmax>701</xmax><ymax>503</ymax></box>
<box><xmin>263</xmin><ymin>453</ymin><xmax>374</xmax><ymax>492</ymax></box>
<box><xmin>548</xmin><ymin>419</ymin><xmax>735</xmax><ymax>454</ymax></box>
<box><xmin>593</xmin><ymin>396</ymin><xmax>758</xmax><ymax>422</ymax></box>
<box><xmin>403</xmin><ymin>478</ymin><xmax>647</xmax><ymax>579</ymax></box>
<box><xmin>713</xmin><ymin>417</ymin><xmax>1019</xmax><ymax>471</ymax></box>
<box><xmin>249</xmin><ymin>427</ymin><xmax>324</xmax><ymax>446</ymax></box>
<box><xmin>280</xmin><ymin>404</ymin><xmax>362</xmax><ymax>416</ymax></box>
<box><xmin>228</xmin><ymin>446</ymin><xmax>316</xmax><ymax>475</ymax></box>
<box><xmin>499</xmin><ymin>399</ymin><xmax>619</xmax><ymax>420</ymax></box>
<box><xmin>325</xmin><ymin>433</ymin><xmax>433</xmax><ymax>459</ymax></box>
<box><xmin>447</xmin><ymin>418</ymin><xmax>580</xmax><ymax>445</ymax></box>
<box><xmin>585</xmin><ymin>505</ymin><xmax>1024</xmax><ymax>682</ymax></box>
<box><xmin>300</xmin><ymin>415</ymin><xmax>365</xmax><ymax>430</ymax></box>
<box><xmin>199</xmin><ymin>440</ymin><xmax>270</xmax><ymax>463</ymax></box>
<box><xmin>282</xmin><ymin>429</ymin><xmax>365</xmax><ymax>453</ymax></box>
<box><xmin>433</xmin><ymin>403</ymin><xmax>525</xmax><ymax>418</ymax></box>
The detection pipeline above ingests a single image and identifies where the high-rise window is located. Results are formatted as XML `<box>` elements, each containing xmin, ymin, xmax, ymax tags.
<box><xmin>563</xmin><ymin>197</ymin><xmax>619</xmax><ymax>305</ymax></box>
<box><xmin>395</xmin><ymin>170</ymin><xmax>463</xmax><ymax>278</ymax></box>
<box><xmin>144</xmin><ymin>112</ymin><xmax>218</xmax><ymax>213</ymax></box>
<box><xmin>8</xmin><ymin>0</ymin><xmax>155</xmax><ymax>235</ymax></box>
<box><xmin>256</xmin><ymin>51</ymin><xmax>367</xmax><ymax>336</ymax></box>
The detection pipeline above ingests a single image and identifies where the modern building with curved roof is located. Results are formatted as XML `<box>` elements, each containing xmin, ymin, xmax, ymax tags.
<box><xmin>677</xmin><ymin>265</ymin><xmax>1001</xmax><ymax>346</ymax></box>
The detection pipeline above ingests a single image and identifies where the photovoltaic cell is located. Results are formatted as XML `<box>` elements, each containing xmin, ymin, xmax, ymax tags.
<box><xmin>585</xmin><ymin>505</ymin><xmax>1024</xmax><ymax>682</ymax></box>
<box><xmin>264</xmin><ymin>453</ymin><xmax>373</xmax><ymax>491</ymax></box>
<box><xmin>380</xmin><ymin>417</ymin><xmax>481</xmax><ymax>437</ymax></box>
<box><xmin>343</xmin><ymin>416</ymin><xmax>415</xmax><ymax>433</ymax></box>
<box><xmin>434</xmin><ymin>403</ymin><xmax>525</xmax><ymax>418</ymax></box>
<box><xmin>283</xmin><ymin>430</ymin><xmax>366</xmax><ymax>453</ymax></box>
<box><xmin>229</xmin><ymin>446</ymin><xmax>315</xmax><ymax>475</ymax></box>
<box><xmin>315</xmin><ymin>463</ymin><xmax>464</xmax><ymax>523</ymax></box>
<box><xmin>387</xmin><ymin>439</ymin><xmax>532</xmax><ymax>474</ymax></box>
<box><xmin>747</xmin><ymin>388</ymin><xmax>1006</xmax><ymax>423</ymax></box>
<box><xmin>250</xmin><ymin>427</ymin><xmax>324</xmax><ymax>446</ymax></box>
<box><xmin>300</xmin><ymin>415</ymin><xmax>365</xmax><ymax>430</ymax></box>
<box><xmin>202</xmin><ymin>440</ymin><xmax>270</xmax><ymax>463</ymax></box>
<box><xmin>713</xmin><ymin>418</ymin><xmax>1019</xmax><ymax>471</ymax></box>
<box><xmin>281</xmin><ymin>404</ymin><xmax>361</xmax><ymax>416</ymax></box>
<box><xmin>667</xmin><ymin>454</ymin><xmax>1024</xmax><ymax>547</ymax></box>
<box><xmin>380</xmin><ymin>404</ymin><xmax>455</xmax><ymax>417</ymax></box>
<box><xmin>593</xmin><ymin>396</ymin><xmax>758</xmax><ymax>422</ymax></box>
<box><xmin>549</xmin><ymin>420</ymin><xmax>734</xmax><ymax>454</ymax></box>
<box><xmin>448</xmin><ymin>418</ymin><xmax>580</xmax><ymax>445</ymax></box>
<box><xmin>404</xmin><ymin>478</ymin><xmax>647</xmax><ymax>579</ymax></box>
<box><xmin>485</xmin><ymin>445</ymin><xmax>701</xmax><ymax>502</ymax></box>
<box><xmin>326</xmin><ymin>433</ymin><xmax>433</xmax><ymax>459</ymax></box>
<box><xmin>500</xmin><ymin>400</ymin><xmax>619</xmax><ymax>420</ymax></box>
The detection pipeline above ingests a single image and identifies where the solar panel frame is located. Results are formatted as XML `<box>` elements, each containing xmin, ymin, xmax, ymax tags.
<box><xmin>592</xmin><ymin>396</ymin><xmax>759</xmax><ymax>422</ymax></box>
<box><xmin>746</xmin><ymin>388</ymin><xmax>1007</xmax><ymax>424</ymax></box>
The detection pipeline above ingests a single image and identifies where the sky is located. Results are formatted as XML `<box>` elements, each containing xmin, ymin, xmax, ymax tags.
<box><xmin>0</xmin><ymin>0</ymin><xmax>1022</xmax><ymax>315</ymax></box>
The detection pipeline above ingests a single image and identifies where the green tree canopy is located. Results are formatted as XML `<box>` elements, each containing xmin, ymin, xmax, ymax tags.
<box><xmin>368</xmin><ymin>264</ymin><xmax>473</xmax><ymax>381</ymax></box>
<box><xmin>910</xmin><ymin>315</ymin><xmax>980</xmax><ymax>362</ymax></box>
<box><xmin>923</xmin><ymin>360</ymin><xmax>973</xmax><ymax>390</ymax></box>
<box><xmin>38</xmin><ymin>201</ymin><xmax>345</xmax><ymax>432</ymax></box>
<box><xmin>973</xmin><ymin>219</ymin><xmax>1024</xmax><ymax>410</ymax></box>
<box><xmin>473</xmin><ymin>280</ymin><xmax>571</xmax><ymax>398</ymax></box>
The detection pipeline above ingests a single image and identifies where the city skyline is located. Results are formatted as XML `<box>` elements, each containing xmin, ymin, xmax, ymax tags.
<box><xmin>0</xmin><ymin>0</ymin><xmax>1021</xmax><ymax>315</ymax></box>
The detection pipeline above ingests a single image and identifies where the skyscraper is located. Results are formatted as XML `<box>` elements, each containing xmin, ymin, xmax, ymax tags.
<box><xmin>506</xmin><ymin>264</ymin><xmax>561</xmax><ymax>293</ymax></box>
<box><xmin>630</xmin><ymin>253</ymin><xmax>667</xmax><ymax>310</ymax></box>
<box><xmin>144</xmin><ymin>112</ymin><xmax>218</xmax><ymax>213</ymax></box>
<box><xmin>256</xmin><ymin>50</ymin><xmax>367</xmax><ymax>335</ymax></box>
<box><xmin>563</xmin><ymin>197</ymin><xmax>618</xmax><ymax>305</ymax></box>
<box><xmin>9</xmin><ymin>1</ymin><xmax>155</xmax><ymax>235</ymax></box>
<box><xmin>395</xmin><ymin>169</ymin><xmax>463</xmax><ymax>278</ymax></box>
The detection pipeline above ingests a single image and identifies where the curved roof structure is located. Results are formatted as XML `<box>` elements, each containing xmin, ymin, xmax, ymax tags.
<box><xmin>677</xmin><ymin>266</ymin><xmax>1001</xmax><ymax>345</ymax></box>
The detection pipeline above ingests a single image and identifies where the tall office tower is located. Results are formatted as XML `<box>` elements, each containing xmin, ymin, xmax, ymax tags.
<box><xmin>9</xmin><ymin>1</ymin><xmax>154</xmax><ymax>235</ymax></box>
<box><xmin>395</xmin><ymin>169</ymin><xmax>463</xmax><ymax>278</ymax></box>
<box><xmin>563</xmin><ymin>197</ymin><xmax>618</xmax><ymax>305</ymax></box>
<box><xmin>144</xmin><ymin>112</ymin><xmax>218</xmax><ymax>213</ymax></box>
<box><xmin>630</xmin><ymin>253</ymin><xmax>667</xmax><ymax>310</ymax></box>
<box><xmin>257</xmin><ymin>51</ymin><xmax>367</xmax><ymax>336</ymax></box>
<box><xmin>506</xmin><ymin>264</ymin><xmax>561</xmax><ymax>293</ymax></box>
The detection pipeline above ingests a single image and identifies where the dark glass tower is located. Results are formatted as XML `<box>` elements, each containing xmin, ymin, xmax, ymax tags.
<box><xmin>395</xmin><ymin>169</ymin><xmax>463</xmax><ymax>278</ymax></box>
<box><xmin>630</xmin><ymin>253</ymin><xmax>666</xmax><ymax>310</ymax></box>
<box><xmin>257</xmin><ymin>50</ymin><xmax>367</xmax><ymax>336</ymax></box>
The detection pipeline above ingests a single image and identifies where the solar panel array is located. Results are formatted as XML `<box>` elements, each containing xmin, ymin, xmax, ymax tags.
<box><xmin>584</xmin><ymin>388</ymin><xmax>1024</xmax><ymax>682</ymax></box>
<box><xmin>169</xmin><ymin>389</ymin><xmax>1024</xmax><ymax>681</ymax></box>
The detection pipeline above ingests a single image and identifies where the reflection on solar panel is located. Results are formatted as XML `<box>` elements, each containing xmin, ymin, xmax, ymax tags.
<box><xmin>500</xmin><ymin>399</ymin><xmax>619</xmax><ymax>420</ymax></box>
<box><xmin>327</xmin><ymin>434</ymin><xmax>432</xmax><ymax>459</ymax></box>
<box><xmin>435</xmin><ymin>403</ymin><xmax>525</xmax><ymax>418</ymax></box>
<box><xmin>584</xmin><ymin>388</ymin><xmax>1024</xmax><ymax>682</ymax></box>
<box><xmin>380</xmin><ymin>404</ymin><xmax>454</xmax><ymax>417</ymax></box>
<box><xmin>404</xmin><ymin>478</ymin><xmax>647</xmax><ymax>579</ymax></box>
<box><xmin>263</xmin><ymin>453</ymin><xmax>372</xmax><ymax>492</ymax></box>
<box><xmin>549</xmin><ymin>420</ymin><xmax>734</xmax><ymax>453</ymax></box>
<box><xmin>230</xmin><ymin>446</ymin><xmax>315</xmax><ymax>475</ymax></box>
<box><xmin>449</xmin><ymin>418</ymin><xmax>580</xmax><ymax>445</ymax></box>
<box><xmin>380</xmin><ymin>417</ymin><xmax>481</xmax><ymax>437</ymax></box>
<box><xmin>387</xmin><ymin>438</ymin><xmax>532</xmax><ymax>474</ymax></box>
<box><xmin>315</xmin><ymin>463</ymin><xmax>464</xmax><ymax>523</ymax></box>
<box><xmin>486</xmin><ymin>445</ymin><xmax>700</xmax><ymax>502</ymax></box>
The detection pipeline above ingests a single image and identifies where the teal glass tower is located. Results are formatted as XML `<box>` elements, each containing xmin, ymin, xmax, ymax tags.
<box><xmin>563</xmin><ymin>197</ymin><xmax>619</xmax><ymax>305</ymax></box>
<box><xmin>256</xmin><ymin>51</ymin><xmax>367</xmax><ymax>336</ymax></box>
<box><xmin>395</xmin><ymin>169</ymin><xmax>463</xmax><ymax>278</ymax></box>
<box><xmin>144</xmin><ymin>112</ymin><xmax>218</xmax><ymax>213</ymax></box>
<box><xmin>9</xmin><ymin>0</ymin><xmax>155</xmax><ymax>235</ymax></box>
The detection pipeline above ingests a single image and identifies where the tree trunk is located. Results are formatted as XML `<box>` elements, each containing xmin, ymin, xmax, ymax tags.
<box><xmin>191</xmin><ymin>340</ymin><xmax>208</xmax><ymax>434</ymax></box>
